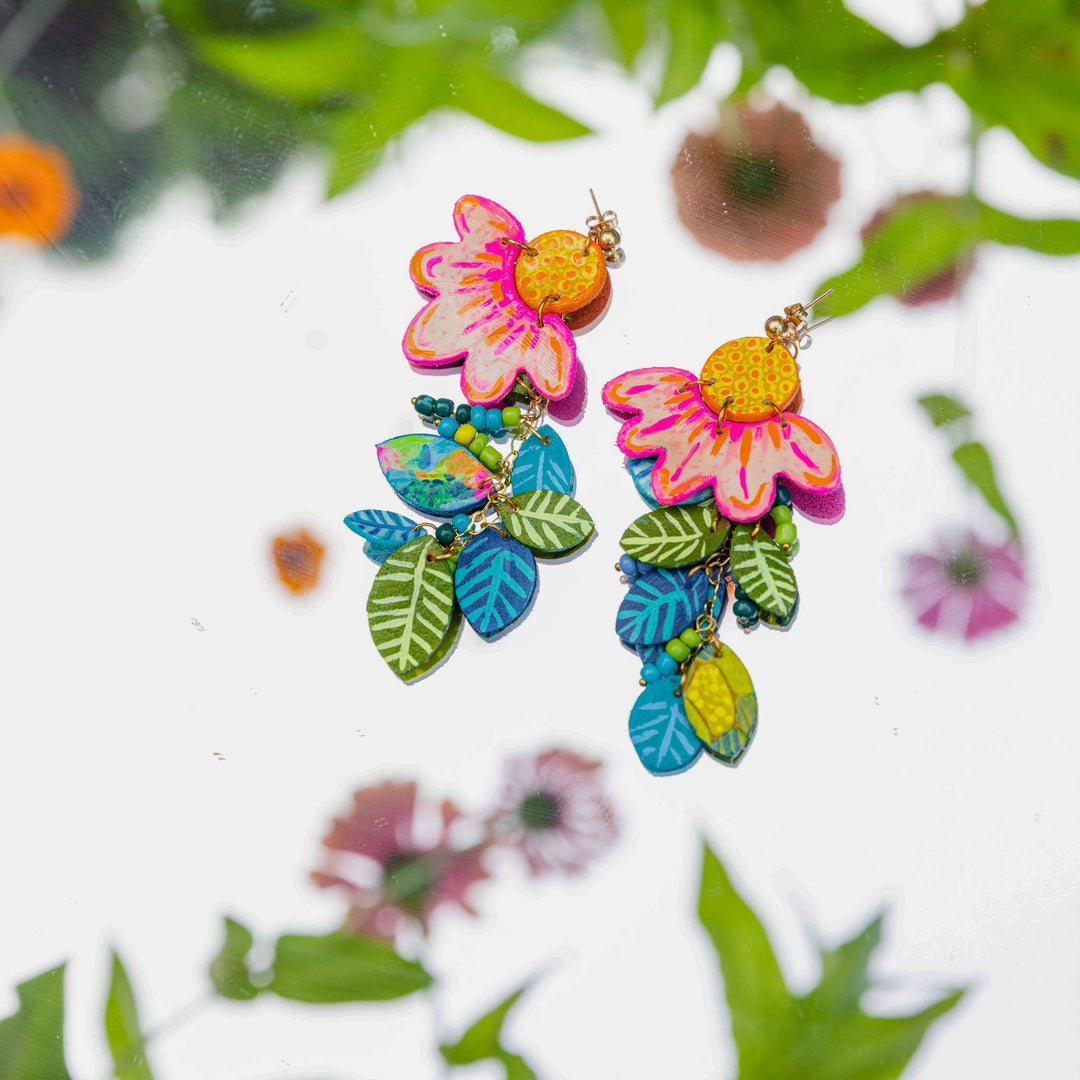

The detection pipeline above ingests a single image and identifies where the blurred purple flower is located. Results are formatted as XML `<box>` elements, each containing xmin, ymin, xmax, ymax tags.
<box><xmin>311</xmin><ymin>780</ymin><xmax>489</xmax><ymax>938</ymax></box>
<box><xmin>900</xmin><ymin>533</ymin><xmax>1027</xmax><ymax>642</ymax></box>
<box><xmin>491</xmin><ymin>749</ymin><xmax>618</xmax><ymax>876</ymax></box>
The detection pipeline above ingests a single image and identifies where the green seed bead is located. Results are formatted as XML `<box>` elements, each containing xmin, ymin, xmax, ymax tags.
<box><xmin>787</xmin><ymin>538</ymin><xmax>800</xmax><ymax>558</ymax></box>
<box><xmin>775</xmin><ymin>522</ymin><xmax>798</xmax><ymax>546</ymax></box>
<box><xmin>679</xmin><ymin>627</ymin><xmax>701</xmax><ymax>649</ymax></box>
<box><xmin>770</xmin><ymin>504</ymin><xmax>792</xmax><ymax>524</ymax></box>
<box><xmin>454</xmin><ymin>423</ymin><xmax>477</xmax><ymax>446</ymax></box>
<box><xmin>434</xmin><ymin>523</ymin><xmax>457</xmax><ymax>547</ymax></box>
<box><xmin>502</xmin><ymin>406</ymin><xmax>522</xmax><ymax>428</ymax></box>
<box><xmin>665</xmin><ymin>639</ymin><xmax>691</xmax><ymax>663</ymax></box>
<box><xmin>479</xmin><ymin>445</ymin><xmax>502</xmax><ymax>471</ymax></box>
<box><xmin>468</xmin><ymin>433</ymin><xmax>490</xmax><ymax>454</ymax></box>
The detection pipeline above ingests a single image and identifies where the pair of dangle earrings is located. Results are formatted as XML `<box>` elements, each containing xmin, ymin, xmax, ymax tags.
<box><xmin>345</xmin><ymin>191</ymin><xmax>844</xmax><ymax>775</ymax></box>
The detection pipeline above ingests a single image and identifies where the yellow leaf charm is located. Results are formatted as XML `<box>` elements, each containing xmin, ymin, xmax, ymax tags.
<box><xmin>683</xmin><ymin>644</ymin><xmax>758</xmax><ymax>766</ymax></box>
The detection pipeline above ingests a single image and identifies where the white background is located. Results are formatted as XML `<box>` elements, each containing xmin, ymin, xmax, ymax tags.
<box><xmin>1</xmin><ymin>3</ymin><xmax>1078</xmax><ymax>1077</ymax></box>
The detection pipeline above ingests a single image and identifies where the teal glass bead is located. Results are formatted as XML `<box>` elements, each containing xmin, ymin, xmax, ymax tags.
<box><xmin>641</xmin><ymin>663</ymin><xmax>660</xmax><ymax>684</ymax></box>
<box><xmin>771</xmin><ymin>504</ymin><xmax>792</xmax><ymax>524</ymax></box>
<box><xmin>434</xmin><ymin>398</ymin><xmax>454</xmax><ymax>418</ymax></box>
<box><xmin>619</xmin><ymin>553</ymin><xmax>638</xmax><ymax>576</ymax></box>
<box><xmin>773</xmin><ymin>482</ymin><xmax>791</xmax><ymax>506</ymax></box>
<box><xmin>452</xmin><ymin>513</ymin><xmax>471</xmax><ymax>533</ymax></box>
<box><xmin>740</xmin><ymin>612</ymin><xmax>760</xmax><ymax>628</ymax></box>
<box><xmin>455</xmin><ymin>403</ymin><xmax>472</xmax><ymax>424</ymax></box>
<box><xmin>656</xmin><ymin>653</ymin><xmax>678</xmax><ymax>676</ymax></box>
<box><xmin>486</xmin><ymin>408</ymin><xmax>503</xmax><ymax>432</ymax></box>
<box><xmin>775</xmin><ymin>522</ymin><xmax>798</xmax><ymax>546</ymax></box>
<box><xmin>471</xmin><ymin>405</ymin><xmax>487</xmax><ymax>430</ymax></box>
<box><xmin>435</xmin><ymin>523</ymin><xmax>457</xmax><ymax>547</ymax></box>
<box><xmin>437</xmin><ymin>417</ymin><xmax>459</xmax><ymax>438</ymax></box>
<box><xmin>734</xmin><ymin>584</ymin><xmax>751</xmax><ymax>602</ymax></box>
<box><xmin>733</xmin><ymin>598</ymin><xmax>758</xmax><ymax>618</ymax></box>
<box><xmin>414</xmin><ymin>395</ymin><xmax>435</xmax><ymax>417</ymax></box>
<box><xmin>502</xmin><ymin>406</ymin><xmax>522</xmax><ymax>428</ymax></box>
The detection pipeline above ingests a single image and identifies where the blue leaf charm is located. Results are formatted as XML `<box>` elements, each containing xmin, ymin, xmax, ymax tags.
<box><xmin>615</xmin><ymin>567</ymin><xmax>711</xmax><ymax>645</ymax></box>
<box><xmin>627</xmin><ymin>456</ymin><xmax>711</xmax><ymax>509</ymax></box>
<box><xmin>454</xmin><ymin>528</ymin><xmax>538</xmax><ymax>639</ymax></box>
<box><xmin>363</xmin><ymin>542</ymin><xmax>396</xmax><ymax>565</ymax></box>
<box><xmin>345</xmin><ymin>509</ymin><xmax>419</xmax><ymax>548</ymax></box>
<box><xmin>512</xmin><ymin>425</ymin><xmax>576</xmax><ymax>496</ymax></box>
<box><xmin>377</xmin><ymin>435</ymin><xmax>494</xmax><ymax>516</ymax></box>
<box><xmin>628</xmin><ymin>676</ymin><xmax>703</xmax><ymax>775</ymax></box>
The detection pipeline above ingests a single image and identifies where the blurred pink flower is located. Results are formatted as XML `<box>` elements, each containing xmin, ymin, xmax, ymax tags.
<box><xmin>900</xmin><ymin>533</ymin><xmax>1027</xmax><ymax>642</ymax></box>
<box><xmin>311</xmin><ymin>781</ymin><xmax>489</xmax><ymax>938</ymax></box>
<box><xmin>491</xmin><ymin>749</ymin><xmax>618</xmax><ymax>876</ymax></box>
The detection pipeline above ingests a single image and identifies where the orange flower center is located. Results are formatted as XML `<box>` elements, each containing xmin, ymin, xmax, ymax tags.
<box><xmin>513</xmin><ymin>229</ymin><xmax>607</xmax><ymax>315</ymax></box>
<box><xmin>699</xmin><ymin>336</ymin><xmax>800</xmax><ymax>423</ymax></box>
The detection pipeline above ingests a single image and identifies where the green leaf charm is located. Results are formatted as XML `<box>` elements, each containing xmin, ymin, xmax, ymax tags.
<box><xmin>366</xmin><ymin>536</ymin><xmax>456</xmax><ymax>677</ymax></box>
<box><xmin>730</xmin><ymin>525</ymin><xmax>797</xmax><ymax>618</ymax></box>
<box><xmin>105</xmin><ymin>952</ymin><xmax>155</xmax><ymax>1080</ymax></box>
<box><xmin>498</xmin><ymin>489</ymin><xmax>594</xmax><ymax>553</ymax></box>
<box><xmin>620</xmin><ymin>503</ymin><xmax>728</xmax><ymax>568</ymax></box>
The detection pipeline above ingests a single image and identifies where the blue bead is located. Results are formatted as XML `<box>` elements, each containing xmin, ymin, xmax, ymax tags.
<box><xmin>640</xmin><ymin>664</ymin><xmax>660</xmax><ymax>683</ymax></box>
<box><xmin>656</xmin><ymin>653</ymin><xmax>678</xmax><ymax>676</ymax></box>
<box><xmin>486</xmin><ymin>408</ymin><xmax>503</xmax><ymax>431</ymax></box>
<box><xmin>452</xmin><ymin>513</ymin><xmax>472</xmax><ymax>533</ymax></box>
<box><xmin>634</xmin><ymin>560</ymin><xmax>653</xmax><ymax>575</ymax></box>
<box><xmin>471</xmin><ymin>405</ymin><xmax>487</xmax><ymax>430</ymax></box>
<box><xmin>619</xmin><ymin>554</ymin><xmax>638</xmax><ymax>576</ymax></box>
<box><xmin>437</xmin><ymin>417</ymin><xmax>459</xmax><ymax>438</ymax></box>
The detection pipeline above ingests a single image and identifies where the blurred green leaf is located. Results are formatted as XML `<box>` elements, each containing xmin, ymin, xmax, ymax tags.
<box><xmin>0</xmin><ymin>966</ymin><xmax>72</xmax><ymax>1080</ymax></box>
<box><xmin>952</xmin><ymin>442</ymin><xmax>1020</xmax><ymax>538</ymax></box>
<box><xmin>698</xmin><ymin>841</ymin><xmax>966</xmax><ymax>1080</ymax></box>
<box><xmin>656</xmin><ymin>0</ymin><xmax>723</xmax><ymax>106</ymax></box>
<box><xmin>440</xmin><ymin>983</ymin><xmax>537</xmax><ymax>1079</ymax></box>
<box><xmin>600</xmin><ymin>0</ymin><xmax>651</xmax><ymax>67</ymax></box>
<box><xmin>269</xmin><ymin>931</ymin><xmax>433</xmax><ymax>1003</ymax></box>
<box><xmin>210</xmin><ymin>917</ymin><xmax>261</xmax><ymax>1001</ymax></box>
<box><xmin>105</xmin><ymin>952</ymin><xmax>156</xmax><ymax>1080</ymax></box>
<box><xmin>916</xmin><ymin>394</ymin><xmax>972</xmax><ymax>429</ymax></box>
<box><xmin>451</xmin><ymin>58</ymin><xmax>591</xmax><ymax>142</ymax></box>
<box><xmin>978</xmin><ymin>204</ymin><xmax>1080</xmax><ymax>255</ymax></box>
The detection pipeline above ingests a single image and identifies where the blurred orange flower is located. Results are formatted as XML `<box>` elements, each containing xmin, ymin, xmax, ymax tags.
<box><xmin>0</xmin><ymin>134</ymin><xmax>78</xmax><ymax>245</ymax></box>
<box><xmin>671</xmin><ymin>102</ymin><xmax>840</xmax><ymax>261</ymax></box>
<box><xmin>272</xmin><ymin>527</ymin><xmax>326</xmax><ymax>595</ymax></box>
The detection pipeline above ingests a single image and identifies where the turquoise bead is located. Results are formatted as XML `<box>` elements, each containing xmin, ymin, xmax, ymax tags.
<box><xmin>486</xmin><ymin>408</ymin><xmax>503</xmax><ymax>431</ymax></box>
<box><xmin>434</xmin><ymin>398</ymin><xmax>454</xmax><ymax>418</ymax></box>
<box><xmin>437</xmin><ymin>417</ymin><xmax>459</xmax><ymax>438</ymax></box>
<box><xmin>656</xmin><ymin>653</ymin><xmax>678</xmax><ymax>676</ymax></box>
<box><xmin>773</xmin><ymin>482</ymin><xmax>791</xmax><ymax>507</ymax></box>
<box><xmin>641</xmin><ymin>663</ymin><xmax>660</xmax><ymax>683</ymax></box>
<box><xmin>452</xmin><ymin>513</ymin><xmax>471</xmax><ymax>533</ymax></box>
<box><xmin>415</xmin><ymin>395</ymin><xmax>435</xmax><ymax>417</ymax></box>
<box><xmin>471</xmin><ymin>405</ymin><xmax>487</xmax><ymax>430</ymax></box>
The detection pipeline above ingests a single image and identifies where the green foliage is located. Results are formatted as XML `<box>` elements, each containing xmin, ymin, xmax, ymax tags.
<box><xmin>440</xmin><ymin>983</ymin><xmax>538</xmax><ymax>1079</ymax></box>
<box><xmin>498</xmin><ymin>489</ymin><xmax>595</xmax><ymax>552</ymax></box>
<box><xmin>916</xmin><ymin>394</ymin><xmax>971</xmax><ymax>429</ymax></box>
<box><xmin>656</xmin><ymin>0</ymin><xmax>724</xmax><ymax>106</ymax></box>
<box><xmin>952</xmin><ymin>442</ymin><xmax>1020</xmax><ymax>539</ymax></box>
<box><xmin>730</xmin><ymin>524</ymin><xmax>797</xmax><ymax>618</ymax></box>
<box><xmin>697</xmin><ymin>841</ymin><xmax>966</xmax><ymax>1080</ymax></box>
<box><xmin>105</xmin><ymin>952</ymin><xmax>156</xmax><ymax>1080</ymax></box>
<box><xmin>620</xmin><ymin>503</ymin><xmax>728</xmax><ymax>568</ymax></box>
<box><xmin>210</xmin><ymin>917</ymin><xmax>261</xmax><ymax>1001</ymax></box>
<box><xmin>0</xmin><ymin>966</ymin><xmax>72</xmax><ymax>1080</ymax></box>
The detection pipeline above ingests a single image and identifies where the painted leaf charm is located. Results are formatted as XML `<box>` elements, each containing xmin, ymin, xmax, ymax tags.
<box><xmin>345</xmin><ymin>509</ymin><xmax>419</xmax><ymax>548</ymax></box>
<box><xmin>454</xmin><ymin>528</ymin><xmax>538</xmax><ymax>639</ymax></box>
<box><xmin>627</xmin><ymin>456</ymin><xmax>709</xmax><ymax>509</ymax></box>
<box><xmin>366</xmin><ymin>536</ymin><xmax>456</xmax><ymax>678</ymax></box>
<box><xmin>620</xmin><ymin>504</ymin><xmax>729</xmax><ymax>568</ymax></box>
<box><xmin>498</xmin><ymin>489</ymin><xmax>594</xmax><ymax>553</ymax></box>
<box><xmin>634</xmin><ymin>584</ymin><xmax>725</xmax><ymax>661</ymax></box>
<box><xmin>402</xmin><ymin>608</ymin><xmax>463</xmax><ymax>684</ymax></box>
<box><xmin>628</xmin><ymin>676</ymin><xmax>703</xmax><ymax>776</ymax></box>
<box><xmin>730</xmin><ymin>524</ymin><xmax>797</xmax><ymax>618</ymax></box>
<box><xmin>615</xmin><ymin>567</ymin><xmax>711</xmax><ymax>645</ymax></box>
<box><xmin>683</xmin><ymin>643</ymin><xmax>758</xmax><ymax>766</ymax></box>
<box><xmin>512</xmin><ymin>425</ymin><xmax>576</xmax><ymax>496</ymax></box>
<box><xmin>377</xmin><ymin>435</ymin><xmax>494</xmax><ymax>516</ymax></box>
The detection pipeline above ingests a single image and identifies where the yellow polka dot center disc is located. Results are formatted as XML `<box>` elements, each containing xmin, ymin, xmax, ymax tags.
<box><xmin>514</xmin><ymin>230</ymin><xmax>608</xmax><ymax>315</ymax></box>
<box><xmin>699</xmin><ymin>335</ymin><xmax>800</xmax><ymax>423</ymax></box>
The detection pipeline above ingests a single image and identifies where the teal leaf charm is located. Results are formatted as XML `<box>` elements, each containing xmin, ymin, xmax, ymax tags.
<box><xmin>366</xmin><ymin>536</ymin><xmax>456</xmax><ymax>677</ymax></box>
<box><xmin>620</xmin><ymin>503</ymin><xmax>728</xmax><ymax>568</ymax></box>
<box><xmin>730</xmin><ymin>525</ymin><xmax>797</xmax><ymax>618</ymax></box>
<box><xmin>498</xmin><ymin>489</ymin><xmax>594</xmax><ymax>553</ymax></box>
<box><xmin>627</xmin><ymin>456</ymin><xmax>709</xmax><ymax>509</ymax></box>
<box><xmin>376</xmin><ymin>434</ymin><xmax>494</xmax><ymax>516</ymax></box>
<box><xmin>629</xmin><ymin>675</ymin><xmax>703</xmax><ymax>775</ymax></box>
<box><xmin>455</xmin><ymin>529</ymin><xmax>538</xmax><ymax>639</ymax></box>
<box><xmin>616</xmin><ymin>567</ymin><xmax>710</xmax><ymax>645</ymax></box>
<box><xmin>512</xmin><ymin>425</ymin><xmax>576</xmax><ymax>496</ymax></box>
<box><xmin>345</xmin><ymin>509</ymin><xmax>419</xmax><ymax>548</ymax></box>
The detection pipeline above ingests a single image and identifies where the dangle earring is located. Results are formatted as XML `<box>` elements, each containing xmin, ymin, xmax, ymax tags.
<box><xmin>346</xmin><ymin>192</ymin><xmax>625</xmax><ymax>681</ymax></box>
<box><xmin>601</xmin><ymin>292</ymin><xmax>843</xmax><ymax>773</ymax></box>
